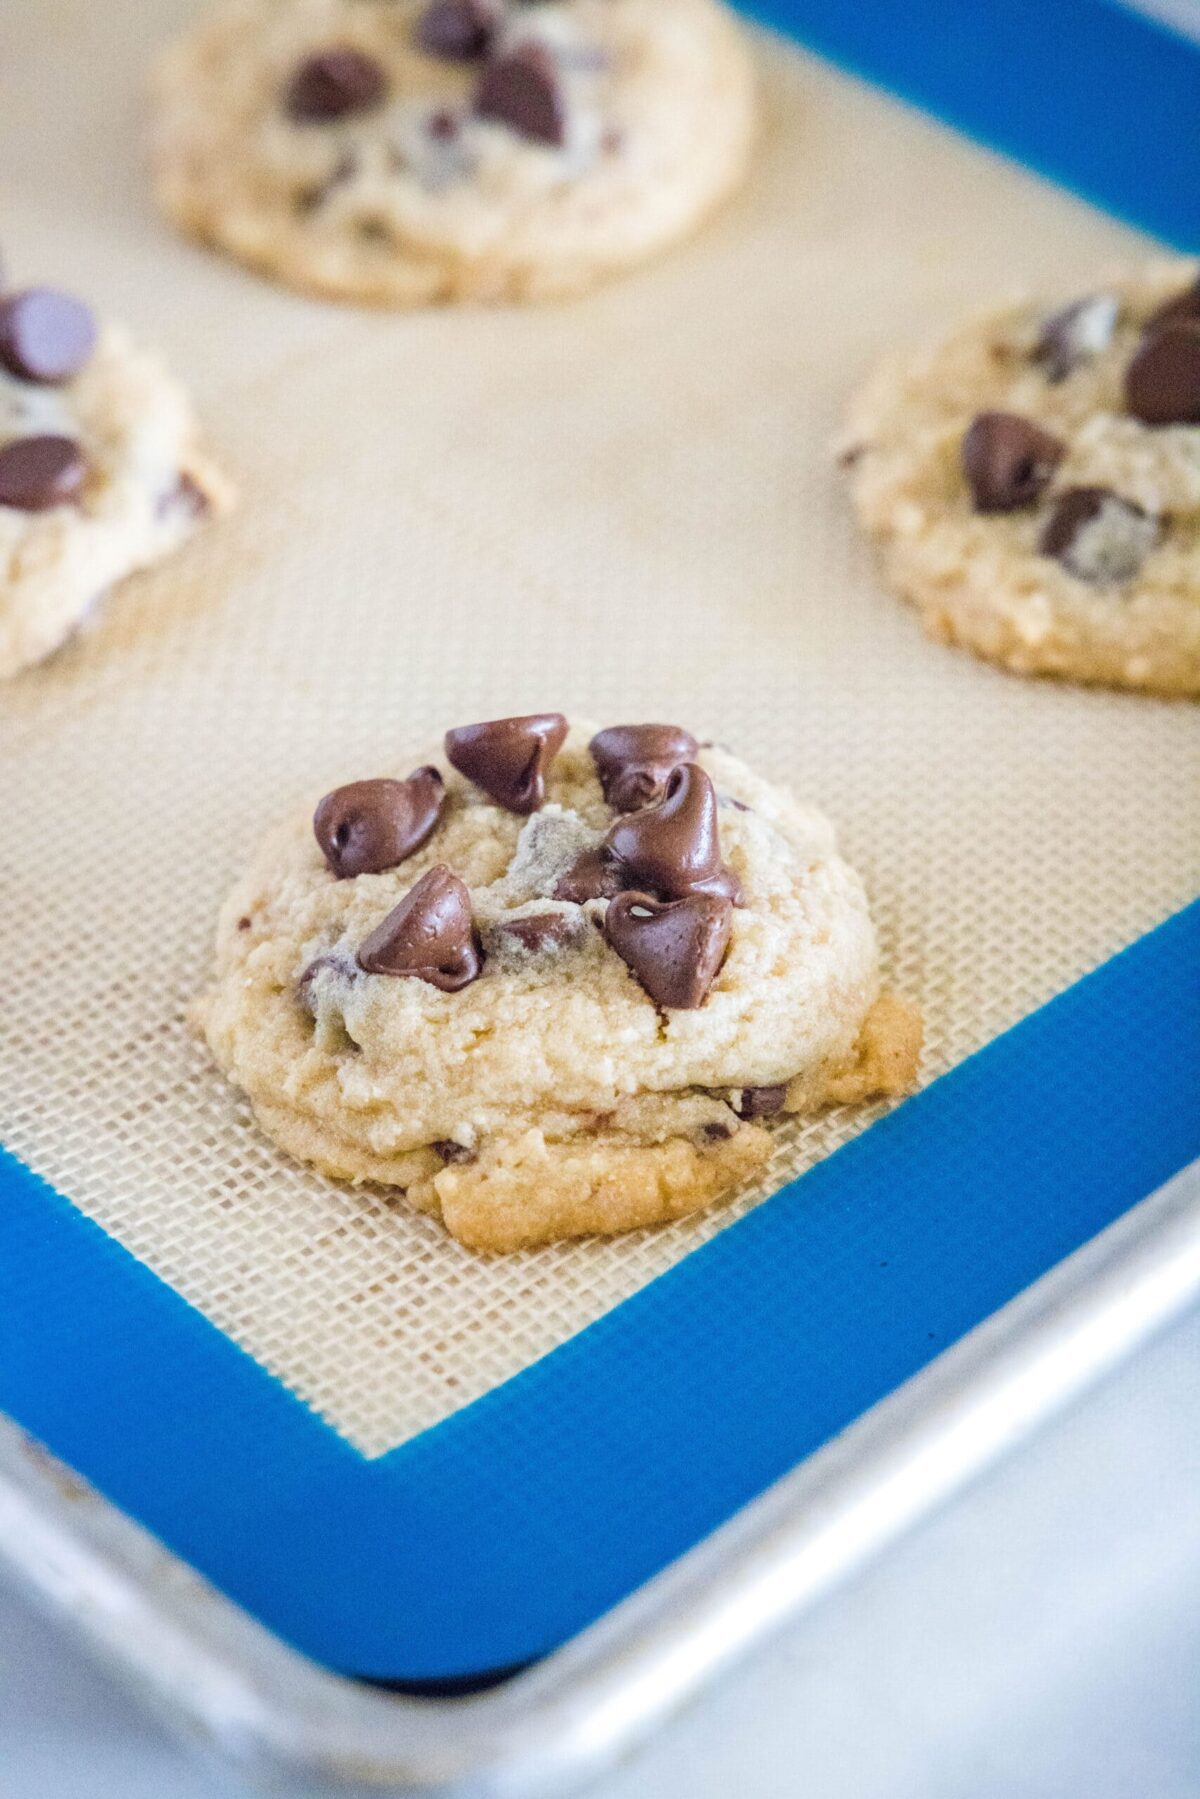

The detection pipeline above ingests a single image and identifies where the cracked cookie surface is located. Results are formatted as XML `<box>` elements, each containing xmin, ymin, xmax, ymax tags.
<box><xmin>843</xmin><ymin>263</ymin><xmax>1200</xmax><ymax>695</ymax></box>
<box><xmin>195</xmin><ymin>720</ymin><xmax>919</xmax><ymax>1252</ymax></box>
<box><xmin>150</xmin><ymin>0</ymin><xmax>758</xmax><ymax>305</ymax></box>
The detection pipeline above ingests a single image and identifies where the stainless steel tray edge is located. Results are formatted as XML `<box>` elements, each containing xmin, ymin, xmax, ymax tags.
<box><xmin>2</xmin><ymin>1156</ymin><xmax>1198</xmax><ymax>1799</ymax></box>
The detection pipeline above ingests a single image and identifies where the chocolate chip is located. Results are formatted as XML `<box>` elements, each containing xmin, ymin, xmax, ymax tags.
<box><xmin>1144</xmin><ymin>274</ymin><xmax>1200</xmax><ymax>334</ymax></box>
<box><xmin>1038</xmin><ymin>486</ymin><xmax>1159</xmax><ymax>586</ymax></box>
<box><xmin>297</xmin><ymin>950</ymin><xmax>360</xmax><ymax>1015</ymax></box>
<box><xmin>604</xmin><ymin>891</ymin><xmax>732</xmax><ymax>1010</ymax></box>
<box><xmin>735</xmin><ymin>1085</ymin><xmax>787</xmax><ymax>1119</ymax></box>
<box><xmin>445</xmin><ymin>713</ymin><xmax>568</xmax><ymax>814</ymax></box>
<box><xmin>433</xmin><ymin>1139</ymin><xmax>475</xmax><ymax>1164</ymax></box>
<box><xmin>553</xmin><ymin>845</ymin><xmax>628</xmax><ymax>904</ymax></box>
<box><xmin>357</xmin><ymin>865</ymin><xmax>483</xmax><ymax>991</ymax></box>
<box><xmin>314</xmin><ymin>768</ymin><xmax>445</xmax><ymax>878</ymax></box>
<box><xmin>496</xmin><ymin>910</ymin><xmax>575</xmax><ymax>951</ymax></box>
<box><xmin>961</xmin><ymin>412</ymin><xmax>1065</xmax><ymax>513</ymax></box>
<box><xmin>415</xmin><ymin>0</ymin><xmax>496</xmax><ymax>60</ymax></box>
<box><xmin>1125</xmin><ymin>320</ymin><xmax>1200</xmax><ymax>425</ymax></box>
<box><xmin>699</xmin><ymin>1120</ymin><xmax>734</xmax><ymax>1143</ymax></box>
<box><xmin>0</xmin><ymin>289</ymin><xmax>97</xmax><ymax>385</ymax></box>
<box><xmin>0</xmin><ymin>435</ymin><xmax>86</xmax><ymax>511</ymax></box>
<box><xmin>1035</xmin><ymin>293</ymin><xmax>1118</xmax><ymax>382</ymax></box>
<box><xmin>237</xmin><ymin>915</ymin><xmax>252</xmax><ymax>931</ymax></box>
<box><xmin>589</xmin><ymin>724</ymin><xmax>699</xmax><ymax>814</ymax></box>
<box><xmin>474</xmin><ymin>45</ymin><xmax>565</xmax><ymax>146</ymax></box>
<box><xmin>285</xmin><ymin>49</ymin><xmax>387</xmax><ymax>123</ymax></box>
<box><xmin>603</xmin><ymin>764</ymin><xmax>741</xmax><ymax>905</ymax></box>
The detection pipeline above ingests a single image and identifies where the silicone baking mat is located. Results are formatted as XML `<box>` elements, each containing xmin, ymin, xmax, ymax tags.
<box><xmin>1</xmin><ymin>0</ymin><xmax>1198</xmax><ymax>1681</ymax></box>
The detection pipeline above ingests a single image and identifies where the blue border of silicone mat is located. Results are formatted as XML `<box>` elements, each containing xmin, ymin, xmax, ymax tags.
<box><xmin>3</xmin><ymin>0</ymin><xmax>1200</xmax><ymax>1684</ymax></box>
<box><xmin>2</xmin><ymin>903</ymin><xmax>1199</xmax><ymax>1680</ymax></box>
<box><xmin>746</xmin><ymin>0</ymin><xmax>1200</xmax><ymax>249</ymax></box>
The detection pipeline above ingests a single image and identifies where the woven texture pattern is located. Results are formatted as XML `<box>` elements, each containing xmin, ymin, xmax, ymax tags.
<box><xmin>3</xmin><ymin>0</ymin><xmax>1197</xmax><ymax>1456</ymax></box>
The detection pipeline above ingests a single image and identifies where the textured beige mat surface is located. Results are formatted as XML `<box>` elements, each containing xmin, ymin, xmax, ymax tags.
<box><xmin>3</xmin><ymin>0</ymin><xmax>1197</xmax><ymax>1455</ymax></box>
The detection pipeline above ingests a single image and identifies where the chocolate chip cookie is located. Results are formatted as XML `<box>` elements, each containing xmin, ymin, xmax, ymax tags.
<box><xmin>149</xmin><ymin>0</ymin><xmax>758</xmax><ymax>305</ymax></box>
<box><xmin>842</xmin><ymin>263</ymin><xmax>1200</xmax><ymax>695</ymax></box>
<box><xmin>0</xmin><ymin>273</ymin><xmax>232</xmax><ymax>679</ymax></box>
<box><xmin>195</xmin><ymin>717</ymin><xmax>920</xmax><ymax>1252</ymax></box>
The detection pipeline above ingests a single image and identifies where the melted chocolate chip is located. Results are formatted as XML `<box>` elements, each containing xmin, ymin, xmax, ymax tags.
<box><xmin>445</xmin><ymin>713</ymin><xmax>568</xmax><ymax>814</ymax></box>
<box><xmin>1034</xmin><ymin>293</ymin><xmax>1118</xmax><ymax>383</ymax></box>
<box><xmin>0</xmin><ymin>435</ymin><xmax>86</xmax><ymax>511</ymax></box>
<box><xmin>314</xmin><ymin>768</ymin><xmax>445</xmax><ymax>878</ymax></box>
<box><xmin>433</xmin><ymin>1139</ymin><xmax>476</xmax><ymax>1164</ymax></box>
<box><xmin>1125</xmin><ymin>319</ymin><xmax>1200</xmax><ymax>425</ymax></box>
<box><xmin>415</xmin><ymin>0</ymin><xmax>496</xmax><ymax>60</ymax></box>
<box><xmin>699</xmin><ymin>1119</ymin><xmax>735</xmax><ymax>1143</ymax></box>
<box><xmin>496</xmin><ymin>910</ymin><xmax>575</xmax><ymax>951</ymax></box>
<box><xmin>553</xmin><ymin>845</ymin><xmax>628</xmax><ymax>904</ymax></box>
<box><xmin>603</xmin><ymin>764</ymin><xmax>741</xmax><ymax>904</ymax></box>
<box><xmin>961</xmin><ymin>412</ymin><xmax>1065</xmax><ymax>513</ymax></box>
<box><xmin>1038</xmin><ymin>486</ymin><xmax>1159</xmax><ymax>586</ymax></box>
<box><xmin>474</xmin><ymin>45</ymin><xmax>565</xmax><ymax>146</ymax></box>
<box><xmin>297</xmin><ymin>950</ymin><xmax>359</xmax><ymax>1015</ymax></box>
<box><xmin>735</xmin><ymin>1085</ymin><xmax>787</xmax><ymax>1119</ymax></box>
<box><xmin>0</xmin><ymin>289</ymin><xmax>97</xmax><ymax>385</ymax></box>
<box><xmin>589</xmin><ymin>724</ymin><xmax>699</xmax><ymax>814</ymax></box>
<box><xmin>357</xmin><ymin>865</ymin><xmax>483</xmax><ymax>991</ymax></box>
<box><xmin>604</xmin><ymin>891</ymin><xmax>732</xmax><ymax>1011</ymax></box>
<box><xmin>285</xmin><ymin>49</ymin><xmax>387</xmax><ymax>123</ymax></box>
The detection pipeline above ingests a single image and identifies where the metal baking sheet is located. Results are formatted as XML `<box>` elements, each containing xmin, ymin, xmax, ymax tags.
<box><xmin>4</xmin><ymin>1155</ymin><xmax>1199</xmax><ymax>1794</ymax></box>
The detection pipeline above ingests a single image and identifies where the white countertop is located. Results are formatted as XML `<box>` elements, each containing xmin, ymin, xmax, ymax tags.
<box><xmin>3</xmin><ymin>1300</ymin><xmax>1198</xmax><ymax>1799</ymax></box>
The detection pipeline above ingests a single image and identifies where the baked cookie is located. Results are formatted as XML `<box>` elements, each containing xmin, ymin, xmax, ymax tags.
<box><xmin>842</xmin><ymin>263</ymin><xmax>1200</xmax><ymax>695</ymax></box>
<box><xmin>0</xmin><ymin>275</ymin><xmax>231</xmax><ymax>679</ymax></box>
<box><xmin>195</xmin><ymin>716</ymin><xmax>920</xmax><ymax>1252</ymax></box>
<box><xmin>149</xmin><ymin>0</ymin><xmax>758</xmax><ymax>305</ymax></box>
